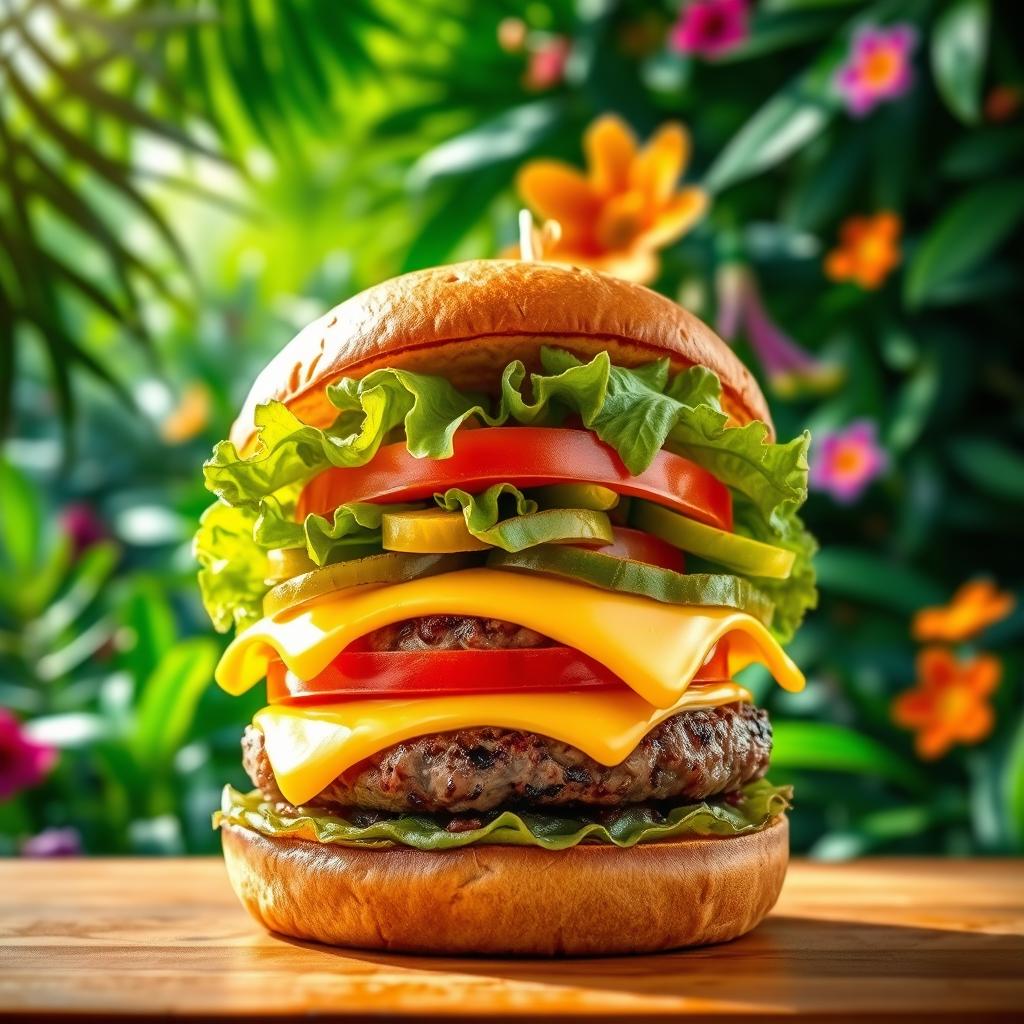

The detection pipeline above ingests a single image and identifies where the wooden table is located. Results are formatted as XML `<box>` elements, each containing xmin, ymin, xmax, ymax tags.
<box><xmin>1</xmin><ymin>858</ymin><xmax>1021</xmax><ymax>1021</ymax></box>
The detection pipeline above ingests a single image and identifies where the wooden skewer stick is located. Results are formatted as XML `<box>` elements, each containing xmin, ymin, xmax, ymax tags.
<box><xmin>519</xmin><ymin>209</ymin><xmax>536</xmax><ymax>261</ymax></box>
<box><xmin>518</xmin><ymin>210</ymin><xmax>563</xmax><ymax>262</ymax></box>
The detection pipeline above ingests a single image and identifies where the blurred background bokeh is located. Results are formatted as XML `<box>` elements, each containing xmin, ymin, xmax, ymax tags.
<box><xmin>1</xmin><ymin>0</ymin><xmax>1021</xmax><ymax>858</ymax></box>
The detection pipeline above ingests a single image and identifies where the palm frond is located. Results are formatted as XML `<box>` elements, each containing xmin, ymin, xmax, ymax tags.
<box><xmin>0</xmin><ymin>0</ymin><xmax>236</xmax><ymax>437</ymax></box>
<box><xmin>0</xmin><ymin>0</ymin><xmax>412</xmax><ymax>438</ymax></box>
<box><xmin>156</xmin><ymin>0</ymin><xmax>398</xmax><ymax>151</ymax></box>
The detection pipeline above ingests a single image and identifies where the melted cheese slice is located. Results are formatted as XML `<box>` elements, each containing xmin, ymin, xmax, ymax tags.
<box><xmin>217</xmin><ymin>568</ymin><xmax>804</xmax><ymax>708</ymax></box>
<box><xmin>256</xmin><ymin>682</ymin><xmax>751</xmax><ymax>807</ymax></box>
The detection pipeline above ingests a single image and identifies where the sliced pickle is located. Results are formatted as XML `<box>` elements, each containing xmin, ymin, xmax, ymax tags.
<box><xmin>632</xmin><ymin>501</ymin><xmax>795</xmax><ymax>580</ymax></box>
<box><xmin>263</xmin><ymin>552</ymin><xmax>477</xmax><ymax>617</ymax></box>
<box><xmin>487</xmin><ymin>544</ymin><xmax>775</xmax><ymax>627</ymax></box>
<box><xmin>532</xmin><ymin>483</ymin><xmax>620</xmax><ymax>511</ymax></box>
<box><xmin>383</xmin><ymin>506</ymin><xmax>614</xmax><ymax>554</ymax></box>
<box><xmin>266</xmin><ymin>546</ymin><xmax>316</xmax><ymax>583</ymax></box>
<box><xmin>478</xmin><ymin>508</ymin><xmax>614</xmax><ymax>552</ymax></box>
<box><xmin>382</xmin><ymin>509</ymin><xmax>491</xmax><ymax>553</ymax></box>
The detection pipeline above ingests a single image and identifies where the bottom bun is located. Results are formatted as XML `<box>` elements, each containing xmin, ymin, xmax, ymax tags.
<box><xmin>221</xmin><ymin>815</ymin><xmax>788</xmax><ymax>956</ymax></box>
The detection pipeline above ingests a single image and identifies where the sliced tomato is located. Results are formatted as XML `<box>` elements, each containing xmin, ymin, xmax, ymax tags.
<box><xmin>586</xmin><ymin>527</ymin><xmax>686</xmax><ymax>573</ymax></box>
<box><xmin>297</xmin><ymin>427</ymin><xmax>732</xmax><ymax>531</ymax></box>
<box><xmin>266</xmin><ymin>641</ymin><xmax>729</xmax><ymax>703</ymax></box>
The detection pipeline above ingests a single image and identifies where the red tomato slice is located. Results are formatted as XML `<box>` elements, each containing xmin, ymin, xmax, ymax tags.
<box><xmin>267</xmin><ymin>641</ymin><xmax>729</xmax><ymax>703</ymax></box>
<box><xmin>297</xmin><ymin>427</ymin><xmax>732</xmax><ymax>531</ymax></box>
<box><xmin>588</xmin><ymin>527</ymin><xmax>686</xmax><ymax>573</ymax></box>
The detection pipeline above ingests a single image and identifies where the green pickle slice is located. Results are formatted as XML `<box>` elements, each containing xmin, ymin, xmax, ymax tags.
<box><xmin>478</xmin><ymin>507</ymin><xmax>614</xmax><ymax>551</ymax></box>
<box><xmin>382</xmin><ymin>506</ymin><xmax>614</xmax><ymax>553</ymax></box>
<box><xmin>488</xmin><ymin>544</ymin><xmax>775</xmax><ymax>627</ymax></box>
<box><xmin>532</xmin><ymin>483</ymin><xmax>620</xmax><ymax>511</ymax></box>
<box><xmin>263</xmin><ymin>551</ymin><xmax>477</xmax><ymax>617</ymax></box>
<box><xmin>633</xmin><ymin>501</ymin><xmax>794</xmax><ymax>579</ymax></box>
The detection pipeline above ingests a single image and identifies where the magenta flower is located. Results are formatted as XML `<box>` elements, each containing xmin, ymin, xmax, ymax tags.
<box><xmin>810</xmin><ymin>420</ymin><xmax>889</xmax><ymax>504</ymax></box>
<box><xmin>716</xmin><ymin>263</ymin><xmax>842</xmax><ymax>398</ymax></box>
<box><xmin>21</xmin><ymin>827</ymin><xmax>82</xmax><ymax>857</ymax></box>
<box><xmin>524</xmin><ymin>36</ymin><xmax>570</xmax><ymax>91</ymax></box>
<box><xmin>0</xmin><ymin>709</ymin><xmax>57</xmax><ymax>801</ymax></box>
<box><xmin>670</xmin><ymin>0</ymin><xmax>750</xmax><ymax>59</ymax></box>
<box><xmin>835</xmin><ymin>24</ymin><xmax>917</xmax><ymax>117</ymax></box>
<box><xmin>60</xmin><ymin>502</ymin><xmax>107</xmax><ymax>557</ymax></box>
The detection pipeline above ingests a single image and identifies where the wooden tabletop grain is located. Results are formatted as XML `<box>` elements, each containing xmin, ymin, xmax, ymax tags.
<box><xmin>0</xmin><ymin>857</ymin><xmax>1021</xmax><ymax>1021</ymax></box>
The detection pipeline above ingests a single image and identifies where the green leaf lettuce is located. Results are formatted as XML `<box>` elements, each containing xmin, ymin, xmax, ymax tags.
<box><xmin>215</xmin><ymin>779</ymin><xmax>792</xmax><ymax>851</ymax></box>
<box><xmin>195</xmin><ymin>347</ymin><xmax>816</xmax><ymax>642</ymax></box>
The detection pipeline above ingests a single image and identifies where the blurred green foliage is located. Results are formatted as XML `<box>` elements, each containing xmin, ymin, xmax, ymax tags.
<box><xmin>1</xmin><ymin>0</ymin><xmax>1021</xmax><ymax>857</ymax></box>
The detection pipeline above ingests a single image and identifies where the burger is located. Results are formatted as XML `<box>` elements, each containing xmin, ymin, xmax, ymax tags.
<box><xmin>198</xmin><ymin>259</ymin><xmax>816</xmax><ymax>956</ymax></box>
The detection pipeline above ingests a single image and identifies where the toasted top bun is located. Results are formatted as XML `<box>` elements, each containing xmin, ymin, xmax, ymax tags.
<box><xmin>230</xmin><ymin>259</ymin><xmax>773</xmax><ymax>454</ymax></box>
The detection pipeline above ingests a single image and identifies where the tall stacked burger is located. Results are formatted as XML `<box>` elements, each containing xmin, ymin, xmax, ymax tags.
<box><xmin>198</xmin><ymin>259</ymin><xmax>816</xmax><ymax>955</ymax></box>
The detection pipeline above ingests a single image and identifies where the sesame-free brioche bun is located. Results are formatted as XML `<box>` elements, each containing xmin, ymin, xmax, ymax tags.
<box><xmin>221</xmin><ymin>815</ymin><xmax>788</xmax><ymax>956</ymax></box>
<box><xmin>230</xmin><ymin>259</ymin><xmax>773</xmax><ymax>455</ymax></box>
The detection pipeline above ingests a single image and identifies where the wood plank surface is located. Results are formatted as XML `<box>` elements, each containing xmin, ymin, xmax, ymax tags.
<box><xmin>1</xmin><ymin>858</ymin><xmax>1021</xmax><ymax>1021</ymax></box>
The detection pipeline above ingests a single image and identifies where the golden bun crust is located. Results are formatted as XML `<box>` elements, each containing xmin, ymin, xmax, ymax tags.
<box><xmin>221</xmin><ymin>816</ymin><xmax>788</xmax><ymax>956</ymax></box>
<box><xmin>230</xmin><ymin>260</ymin><xmax>773</xmax><ymax>454</ymax></box>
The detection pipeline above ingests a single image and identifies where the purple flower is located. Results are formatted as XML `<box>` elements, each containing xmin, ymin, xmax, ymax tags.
<box><xmin>21</xmin><ymin>827</ymin><xmax>82</xmax><ymax>858</ymax></box>
<box><xmin>716</xmin><ymin>263</ymin><xmax>842</xmax><ymax>397</ymax></box>
<box><xmin>835</xmin><ymin>24</ymin><xmax>917</xmax><ymax>117</ymax></box>
<box><xmin>0</xmin><ymin>709</ymin><xmax>57</xmax><ymax>801</ymax></box>
<box><xmin>670</xmin><ymin>0</ymin><xmax>749</xmax><ymax>59</ymax></box>
<box><xmin>60</xmin><ymin>502</ymin><xmax>107</xmax><ymax>557</ymax></box>
<box><xmin>810</xmin><ymin>420</ymin><xmax>889</xmax><ymax>504</ymax></box>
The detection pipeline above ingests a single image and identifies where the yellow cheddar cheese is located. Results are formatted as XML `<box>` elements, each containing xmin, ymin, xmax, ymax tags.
<box><xmin>216</xmin><ymin>568</ymin><xmax>805</xmax><ymax>707</ymax></box>
<box><xmin>255</xmin><ymin>682</ymin><xmax>752</xmax><ymax>807</ymax></box>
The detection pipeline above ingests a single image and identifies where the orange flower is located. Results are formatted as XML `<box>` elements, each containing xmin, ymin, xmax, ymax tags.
<box><xmin>512</xmin><ymin>115</ymin><xmax>708</xmax><ymax>283</ymax></box>
<box><xmin>892</xmin><ymin>648</ymin><xmax>1001</xmax><ymax>759</ymax></box>
<box><xmin>161</xmin><ymin>382</ymin><xmax>211</xmax><ymax>444</ymax></box>
<box><xmin>824</xmin><ymin>212</ymin><xmax>901</xmax><ymax>289</ymax></box>
<box><xmin>913</xmin><ymin>579</ymin><xmax>1015</xmax><ymax>643</ymax></box>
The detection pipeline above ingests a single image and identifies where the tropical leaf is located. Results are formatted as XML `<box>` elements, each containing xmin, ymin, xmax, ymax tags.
<box><xmin>0</xmin><ymin>0</ymin><xmax>398</xmax><ymax>438</ymax></box>
<box><xmin>810</xmin><ymin>805</ymin><xmax>942</xmax><ymax>859</ymax></box>
<box><xmin>904</xmin><ymin>180</ymin><xmax>1024</xmax><ymax>307</ymax></box>
<box><xmin>1006</xmin><ymin>717</ymin><xmax>1024</xmax><ymax>850</ymax></box>
<box><xmin>0</xmin><ymin>0</ymin><xmax>230</xmax><ymax>438</ymax></box>
<box><xmin>948</xmin><ymin>438</ymin><xmax>1024</xmax><ymax>503</ymax></box>
<box><xmin>159</xmin><ymin>0</ymin><xmax>396</xmax><ymax>149</ymax></box>
<box><xmin>0</xmin><ymin>460</ymin><xmax>42</xmax><ymax>576</ymax></box>
<box><xmin>409</xmin><ymin>99</ymin><xmax>567</xmax><ymax>188</ymax></box>
<box><xmin>704</xmin><ymin>87</ymin><xmax>832</xmax><ymax>193</ymax></box>
<box><xmin>931</xmin><ymin>0</ymin><xmax>990</xmax><ymax>125</ymax></box>
<box><xmin>131</xmin><ymin>637</ymin><xmax>220</xmax><ymax>773</ymax></box>
<box><xmin>772</xmin><ymin>721</ymin><xmax>928</xmax><ymax>791</ymax></box>
<box><xmin>814</xmin><ymin>548</ymin><xmax>945</xmax><ymax>612</ymax></box>
<box><xmin>940</xmin><ymin>126</ymin><xmax>1024</xmax><ymax>180</ymax></box>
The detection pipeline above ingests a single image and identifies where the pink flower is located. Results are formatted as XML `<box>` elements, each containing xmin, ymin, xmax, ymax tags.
<box><xmin>21</xmin><ymin>827</ymin><xmax>82</xmax><ymax>857</ymax></box>
<box><xmin>524</xmin><ymin>36</ymin><xmax>570</xmax><ymax>91</ymax></box>
<box><xmin>670</xmin><ymin>0</ymin><xmax>750</xmax><ymax>59</ymax></box>
<box><xmin>0</xmin><ymin>709</ymin><xmax>57</xmax><ymax>801</ymax></box>
<box><xmin>59</xmin><ymin>502</ymin><xmax>107</xmax><ymax>557</ymax></box>
<box><xmin>716</xmin><ymin>263</ymin><xmax>842</xmax><ymax>397</ymax></box>
<box><xmin>835</xmin><ymin>24</ymin><xmax>917</xmax><ymax>117</ymax></box>
<box><xmin>810</xmin><ymin>420</ymin><xmax>888</xmax><ymax>504</ymax></box>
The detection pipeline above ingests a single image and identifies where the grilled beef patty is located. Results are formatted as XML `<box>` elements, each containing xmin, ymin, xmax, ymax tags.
<box><xmin>355</xmin><ymin>614</ymin><xmax>552</xmax><ymax>652</ymax></box>
<box><xmin>243</xmin><ymin>702</ymin><xmax>771</xmax><ymax>815</ymax></box>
